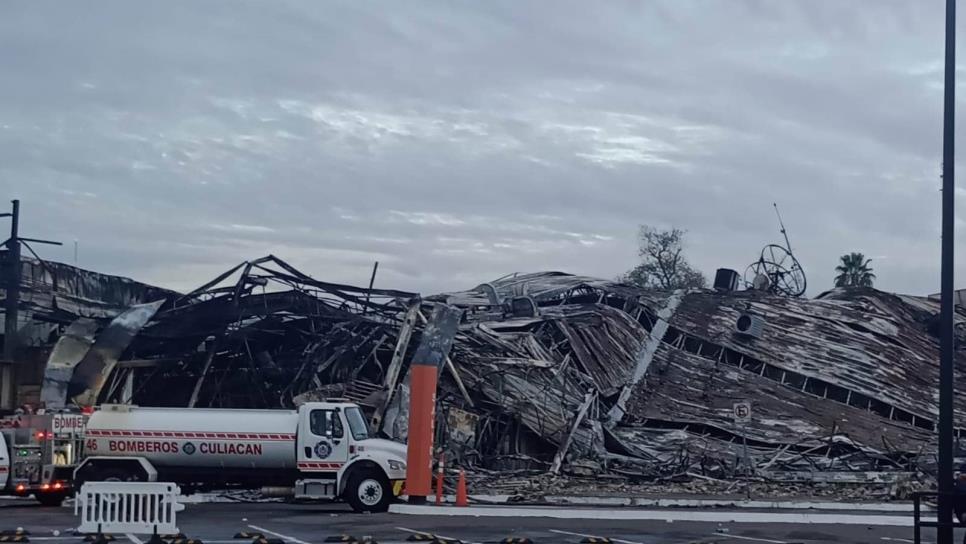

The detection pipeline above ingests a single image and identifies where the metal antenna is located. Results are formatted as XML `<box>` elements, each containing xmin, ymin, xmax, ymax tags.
<box><xmin>773</xmin><ymin>202</ymin><xmax>792</xmax><ymax>253</ymax></box>
<box><xmin>743</xmin><ymin>203</ymin><xmax>807</xmax><ymax>297</ymax></box>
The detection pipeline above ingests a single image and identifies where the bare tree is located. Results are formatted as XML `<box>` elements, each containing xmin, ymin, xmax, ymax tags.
<box><xmin>622</xmin><ymin>226</ymin><xmax>707</xmax><ymax>290</ymax></box>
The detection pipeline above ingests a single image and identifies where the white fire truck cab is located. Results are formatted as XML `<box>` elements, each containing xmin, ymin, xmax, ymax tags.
<box><xmin>74</xmin><ymin>401</ymin><xmax>407</xmax><ymax>512</ymax></box>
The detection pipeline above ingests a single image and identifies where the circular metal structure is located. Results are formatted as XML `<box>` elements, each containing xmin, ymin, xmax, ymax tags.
<box><xmin>743</xmin><ymin>244</ymin><xmax>807</xmax><ymax>297</ymax></box>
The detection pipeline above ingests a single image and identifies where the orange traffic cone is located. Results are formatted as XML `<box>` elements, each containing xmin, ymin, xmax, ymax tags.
<box><xmin>455</xmin><ymin>469</ymin><xmax>468</xmax><ymax>507</ymax></box>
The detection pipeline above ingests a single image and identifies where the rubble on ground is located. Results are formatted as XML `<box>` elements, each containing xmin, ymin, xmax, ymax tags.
<box><xmin>463</xmin><ymin>468</ymin><xmax>930</xmax><ymax>502</ymax></box>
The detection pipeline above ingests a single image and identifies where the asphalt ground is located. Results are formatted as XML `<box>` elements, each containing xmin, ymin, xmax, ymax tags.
<box><xmin>0</xmin><ymin>498</ymin><xmax>946</xmax><ymax>544</ymax></box>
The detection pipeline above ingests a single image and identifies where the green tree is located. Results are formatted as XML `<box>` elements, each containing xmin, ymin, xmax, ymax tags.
<box><xmin>834</xmin><ymin>252</ymin><xmax>875</xmax><ymax>287</ymax></box>
<box><xmin>623</xmin><ymin>226</ymin><xmax>707</xmax><ymax>290</ymax></box>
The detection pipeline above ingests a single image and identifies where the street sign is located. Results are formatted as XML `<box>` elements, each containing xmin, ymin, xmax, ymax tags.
<box><xmin>733</xmin><ymin>402</ymin><xmax>751</xmax><ymax>423</ymax></box>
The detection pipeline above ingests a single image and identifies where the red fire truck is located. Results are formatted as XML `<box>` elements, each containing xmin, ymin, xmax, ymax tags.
<box><xmin>0</xmin><ymin>410</ymin><xmax>87</xmax><ymax>506</ymax></box>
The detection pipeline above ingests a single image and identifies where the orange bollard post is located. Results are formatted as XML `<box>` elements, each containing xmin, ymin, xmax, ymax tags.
<box><xmin>405</xmin><ymin>363</ymin><xmax>438</xmax><ymax>502</ymax></box>
<box><xmin>434</xmin><ymin>452</ymin><xmax>445</xmax><ymax>505</ymax></box>
<box><xmin>404</xmin><ymin>304</ymin><xmax>462</xmax><ymax>504</ymax></box>
<box><xmin>455</xmin><ymin>469</ymin><xmax>468</xmax><ymax>507</ymax></box>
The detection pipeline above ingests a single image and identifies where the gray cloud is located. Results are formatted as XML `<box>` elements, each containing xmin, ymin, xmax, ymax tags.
<box><xmin>0</xmin><ymin>0</ymin><xmax>959</xmax><ymax>296</ymax></box>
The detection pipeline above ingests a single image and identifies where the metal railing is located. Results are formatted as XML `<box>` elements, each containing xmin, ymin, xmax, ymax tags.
<box><xmin>912</xmin><ymin>491</ymin><xmax>966</xmax><ymax>544</ymax></box>
<box><xmin>75</xmin><ymin>482</ymin><xmax>185</xmax><ymax>535</ymax></box>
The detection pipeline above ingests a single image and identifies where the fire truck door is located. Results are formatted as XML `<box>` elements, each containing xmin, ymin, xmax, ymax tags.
<box><xmin>298</xmin><ymin>408</ymin><xmax>349</xmax><ymax>470</ymax></box>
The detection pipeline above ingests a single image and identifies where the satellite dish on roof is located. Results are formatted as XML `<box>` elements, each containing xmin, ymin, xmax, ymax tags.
<box><xmin>752</xmin><ymin>273</ymin><xmax>771</xmax><ymax>291</ymax></box>
<box><xmin>743</xmin><ymin>204</ymin><xmax>807</xmax><ymax>297</ymax></box>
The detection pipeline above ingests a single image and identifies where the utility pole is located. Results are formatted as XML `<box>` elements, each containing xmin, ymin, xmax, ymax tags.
<box><xmin>938</xmin><ymin>0</ymin><xmax>956</xmax><ymax>541</ymax></box>
<box><xmin>0</xmin><ymin>200</ymin><xmax>62</xmax><ymax>410</ymax></box>
<box><xmin>2</xmin><ymin>200</ymin><xmax>19</xmax><ymax>366</ymax></box>
<box><xmin>0</xmin><ymin>200</ymin><xmax>19</xmax><ymax>411</ymax></box>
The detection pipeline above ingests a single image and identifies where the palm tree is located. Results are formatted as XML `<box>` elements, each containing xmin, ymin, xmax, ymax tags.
<box><xmin>834</xmin><ymin>252</ymin><xmax>876</xmax><ymax>287</ymax></box>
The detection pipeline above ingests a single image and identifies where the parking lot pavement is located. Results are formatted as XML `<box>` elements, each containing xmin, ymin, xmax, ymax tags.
<box><xmin>0</xmin><ymin>498</ymin><xmax>942</xmax><ymax>544</ymax></box>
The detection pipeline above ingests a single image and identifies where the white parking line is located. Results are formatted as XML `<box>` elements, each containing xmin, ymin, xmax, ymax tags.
<box><xmin>389</xmin><ymin>504</ymin><xmax>916</xmax><ymax>526</ymax></box>
<box><xmin>881</xmin><ymin>539</ymin><xmax>920</xmax><ymax>544</ymax></box>
<box><xmin>248</xmin><ymin>525</ymin><xmax>312</xmax><ymax>544</ymax></box>
<box><xmin>121</xmin><ymin>536</ymin><xmax>237</xmax><ymax>544</ymax></box>
<box><xmin>396</xmin><ymin>526</ymin><xmax>482</xmax><ymax>544</ymax></box>
<box><xmin>709</xmin><ymin>534</ymin><xmax>787</xmax><ymax>544</ymax></box>
<box><xmin>548</xmin><ymin>528</ymin><xmax>644</xmax><ymax>544</ymax></box>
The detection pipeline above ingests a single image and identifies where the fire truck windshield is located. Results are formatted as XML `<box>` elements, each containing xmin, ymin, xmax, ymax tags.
<box><xmin>345</xmin><ymin>407</ymin><xmax>369</xmax><ymax>440</ymax></box>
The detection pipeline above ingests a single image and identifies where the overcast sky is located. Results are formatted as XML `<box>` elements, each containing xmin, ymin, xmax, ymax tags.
<box><xmin>0</xmin><ymin>1</ymin><xmax>959</xmax><ymax>296</ymax></box>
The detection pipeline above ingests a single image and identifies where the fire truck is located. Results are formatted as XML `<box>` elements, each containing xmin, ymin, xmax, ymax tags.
<box><xmin>0</xmin><ymin>411</ymin><xmax>87</xmax><ymax>506</ymax></box>
<box><xmin>74</xmin><ymin>400</ymin><xmax>407</xmax><ymax>512</ymax></box>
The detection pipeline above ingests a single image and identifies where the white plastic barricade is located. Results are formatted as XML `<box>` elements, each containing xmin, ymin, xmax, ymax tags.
<box><xmin>75</xmin><ymin>482</ymin><xmax>185</xmax><ymax>535</ymax></box>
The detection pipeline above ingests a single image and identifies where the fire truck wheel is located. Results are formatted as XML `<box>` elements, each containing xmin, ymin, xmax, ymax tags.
<box><xmin>345</xmin><ymin>469</ymin><xmax>391</xmax><ymax>513</ymax></box>
<box><xmin>96</xmin><ymin>468</ymin><xmax>145</xmax><ymax>483</ymax></box>
<box><xmin>36</xmin><ymin>493</ymin><xmax>66</xmax><ymax>507</ymax></box>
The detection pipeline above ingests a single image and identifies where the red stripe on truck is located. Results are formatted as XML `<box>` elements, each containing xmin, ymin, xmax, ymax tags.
<box><xmin>297</xmin><ymin>462</ymin><xmax>344</xmax><ymax>471</ymax></box>
<box><xmin>87</xmin><ymin>429</ymin><xmax>295</xmax><ymax>441</ymax></box>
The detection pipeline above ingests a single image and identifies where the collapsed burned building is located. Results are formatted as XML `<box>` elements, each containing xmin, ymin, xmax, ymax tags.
<box><xmin>9</xmin><ymin>255</ymin><xmax>966</xmax><ymax>488</ymax></box>
<box><xmin>0</xmin><ymin>256</ymin><xmax>175</xmax><ymax>410</ymax></box>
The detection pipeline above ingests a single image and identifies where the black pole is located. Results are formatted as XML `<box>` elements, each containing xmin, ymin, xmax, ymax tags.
<box><xmin>362</xmin><ymin>261</ymin><xmax>379</xmax><ymax>316</ymax></box>
<box><xmin>3</xmin><ymin>199</ymin><xmax>20</xmax><ymax>364</ymax></box>
<box><xmin>939</xmin><ymin>0</ymin><xmax>956</xmax><ymax>541</ymax></box>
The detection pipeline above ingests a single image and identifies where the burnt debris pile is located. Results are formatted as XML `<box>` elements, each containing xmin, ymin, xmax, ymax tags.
<box><xmin>21</xmin><ymin>255</ymin><xmax>966</xmax><ymax>491</ymax></box>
